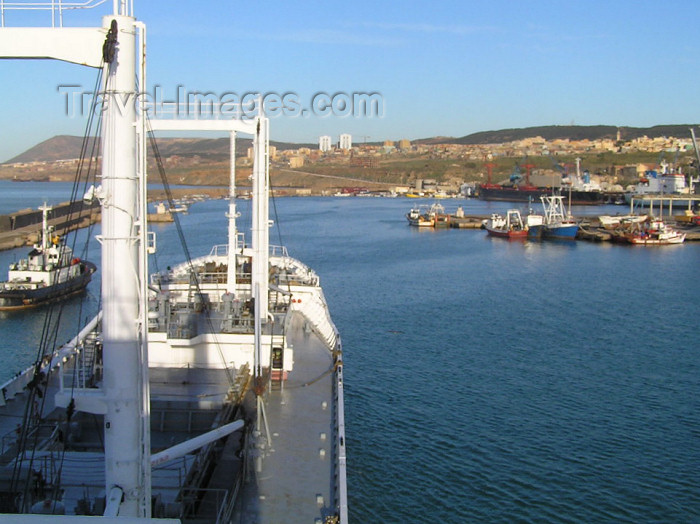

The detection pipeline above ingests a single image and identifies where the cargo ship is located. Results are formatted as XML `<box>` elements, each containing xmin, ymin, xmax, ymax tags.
<box><xmin>478</xmin><ymin>161</ymin><xmax>605</xmax><ymax>205</ymax></box>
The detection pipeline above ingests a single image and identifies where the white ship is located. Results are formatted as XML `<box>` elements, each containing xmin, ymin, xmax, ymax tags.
<box><xmin>0</xmin><ymin>2</ymin><xmax>347</xmax><ymax>522</ymax></box>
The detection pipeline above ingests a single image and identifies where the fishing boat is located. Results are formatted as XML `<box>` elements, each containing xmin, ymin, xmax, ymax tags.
<box><xmin>611</xmin><ymin>217</ymin><xmax>686</xmax><ymax>245</ymax></box>
<box><xmin>0</xmin><ymin>203</ymin><xmax>96</xmax><ymax>311</ymax></box>
<box><xmin>484</xmin><ymin>209</ymin><xmax>528</xmax><ymax>239</ymax></box>
<box><xmin>405</xmin><ymin>202</ymin><xmax>449</xmax><ymax>228</ymax></box>
<box><xmin>0</xmin><ymin>3</ymin><xmax>347</xmax><ymax>522</ymax></box>
<box><xmin>528</xmin><ymin>195</ymin><xmax>579</xmax><ymax>240</ymax></box>
<box><xmin>429</xmin><ymin>202</ymin><xmax>450</xmax><ymax>228</ymax></box>
<box><xmin>406</xmin><ymin>205</ymin><xmax>434</xmax><ymax>227</ymax></box>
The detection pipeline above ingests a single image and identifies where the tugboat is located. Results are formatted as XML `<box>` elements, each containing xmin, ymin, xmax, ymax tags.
<box><xmin>0</xmin><ymin>203</ymin><xmax>96</xmax><ymax>311</ymax></box>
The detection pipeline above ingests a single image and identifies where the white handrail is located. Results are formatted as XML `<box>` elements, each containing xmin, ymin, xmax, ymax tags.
<box><xmin>0</xmin><ymin>0</ymin><xmax>108</xmax><ymax>27</ymax></box>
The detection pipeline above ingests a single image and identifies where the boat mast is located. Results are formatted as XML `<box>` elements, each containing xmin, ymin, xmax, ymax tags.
<box><xmin>227</xmin><ymin>130</ymin><xmax>238</xmax><ymax>292</ymax></box>
<box><xmin>38</xmin><ymin>203</ymin><xmax>51</xmax><ymax>251</ymax></box>
<box><xmin>99</xmin><ymin>6</ymin><xmax>151</xmax><ymax>517</ymax></box>
<box><xmin>251</xmin><ymin>114</ymin><xmax>270</xmax><ymax>322</ymax></box>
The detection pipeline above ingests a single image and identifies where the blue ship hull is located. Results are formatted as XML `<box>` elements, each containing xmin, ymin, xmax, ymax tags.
<box><xmin>528</xmin><ymin>225</ymin><xmax>543</xmax><ymax>238</ymax></box>
<box><xmin>543</xmin><ymin>223</ymin><xmax>579</xmax><ymax>239</ymax></box>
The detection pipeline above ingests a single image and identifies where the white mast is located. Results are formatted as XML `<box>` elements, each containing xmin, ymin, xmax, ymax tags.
<box><xmin>38</xmin><ymin>203</ymin><xmax>51</xmax><ymax>251</ymax></box>
<box><xmin>227</xmin><ymin>130</ymin><xmax>238</xmax><ymax>293</ymax></box>
<box><xmin>251</xmin><ymin>114</ymin><xmax>270</xmax><ymax>322</ymax></box>
<box><xmin>99</xmin><ymin>6</ymin><xmax>151</xmax><ymax>517</ymax></box>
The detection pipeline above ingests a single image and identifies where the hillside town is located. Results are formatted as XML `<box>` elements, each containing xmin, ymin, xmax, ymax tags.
<box><xmin>2</xmin><ymin>130</ymin><xmax>699</xmax><ymax>198</ymax></box>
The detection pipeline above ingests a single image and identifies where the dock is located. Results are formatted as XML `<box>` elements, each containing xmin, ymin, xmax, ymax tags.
<box><xmin>0</xmin><ymin>200</ymin><xmax>100</xmax><ymax>251</ymax></box>
<box><xmin>0</xmin><ymin>187</ymin><xmax>230</xmax><ymax>251</ymax></box>
<box><xmin>412</xmin><ymin>211</ymin><xmax>700</xmax><ymax>242</ymax></box>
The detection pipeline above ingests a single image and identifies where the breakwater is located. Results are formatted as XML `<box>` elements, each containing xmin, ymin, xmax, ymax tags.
<box><xmin>0</xmin><ymin>200</ymin><xmax>100</xmax><ymax>250</ymax></box>
<box><xmin>0</xmin><ymin>187</ymin><xmax>230</xmax><ymax>251</ymax></box>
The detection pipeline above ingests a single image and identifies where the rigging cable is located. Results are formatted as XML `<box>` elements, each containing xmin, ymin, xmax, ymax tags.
<box><xmin>9</xmin><ymin>63</ymin><xmax>106</xmax><ymax>512</ymax></box>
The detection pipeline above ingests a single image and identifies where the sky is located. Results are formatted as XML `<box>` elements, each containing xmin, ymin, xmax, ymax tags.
<box><xmin>1</xmin><ymin>0</ymin><xmax>700</xmax><ymax>161</ymax></box>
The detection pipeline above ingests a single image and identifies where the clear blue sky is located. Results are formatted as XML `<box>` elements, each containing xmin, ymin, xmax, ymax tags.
<box><xmin>1</xmin><ymin>0</ymin><xmax>699</xmax><ymax>161</ymax></box>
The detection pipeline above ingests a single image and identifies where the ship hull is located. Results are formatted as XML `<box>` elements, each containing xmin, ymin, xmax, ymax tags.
<box><xmin>479</xmin><ymin>185</ymin><xmax>550</xmax><ymax>203</ymax></box>
<box><xmin>543</xmin><ymin>224</ymin><xmax>579</xmax><ymax>239</ymax></box>
<box><xmin>0</xmin><ymin>261</ymin><xmax>96</xmax><ymax>311</ymax></box>
<box><xmin>485</xmin><ymin>226</ymin><xmax>528</xmax><ymax>239</ymax></box>
<box><xmin>479</xmin><ymin>185</ymin><xmax>605</xmax><ymax>205</ymax></box>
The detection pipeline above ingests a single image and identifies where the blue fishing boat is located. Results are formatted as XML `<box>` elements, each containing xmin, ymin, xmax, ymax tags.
<box><xmin>528</xmin><ymin>195</ymin><xmax>579</xmax><ymax>240</ymax></box>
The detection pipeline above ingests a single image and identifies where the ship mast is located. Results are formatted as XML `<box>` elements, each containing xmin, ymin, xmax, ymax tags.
<box><xmin>38</xmin><ymin>203</ymin><xmax>51</xmax><ymax>252</ymax></box>
<box><xmin>227</xmin><ymin>131</ymin><xmax>238</xmax><ymax>292</ymax></box>
<box><xmin>252</xmin><ymin>116</ymin><xmax>270</xmax><ymax>322</ymax></box>
<box><xmin>100</xmin><ymin>6</ymin><xmax>152</xmax><ymax>517</ymax></box>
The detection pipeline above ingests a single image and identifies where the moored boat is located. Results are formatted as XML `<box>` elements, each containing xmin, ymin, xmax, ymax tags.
<box><xmin>484</xmin><ymin>209</ymin><xmax>528</xmax><ymax>238</ymax></box>
<box><xmin>598</xmin><ymin>214</ymin><xmax>648</xmax><ymax>229</ymax></box>
<box><xmin>405</xmin><ymin>202</ymin><xmax>450</xmax><ymax>228</ymax></box>
<box><xmin>610</xmin><ymin>217</ymin><xmax>686</xmax><ymax>245</ymax></box>
<box><xmin>0</xmin><ymin>203</ymin><xmax>96</xmax><ymax>310</ymax></box>
<box><xmin>406</xmin><ymin>205</ymin><xmax>434</xmax><ymax>227</ymax></box>
<box><xmin>430</xmin><ymin>202</ymin><xmax>450</xmax><ymax>228</ymax></box>
<box><xmin>532</xmin><ymin>195</ymin><xmax>579</xmax><ymax>240</ymax></box>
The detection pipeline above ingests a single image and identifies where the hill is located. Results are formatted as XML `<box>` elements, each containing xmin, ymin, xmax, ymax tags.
<box><xmin>6</xmin><ymin>135</ymin><xmax>315</xmax><ymax>164</ymax></box>
<box><xmin>414</xmin><ymin>124</ymin><xmax>700</xmax><ymax>145</ymax></box>
<box><xmin>6</xmin><ymin>124</ymin><xmax>700</xmax><ymax>165</ymax></box>
<box><xmin>8</xmin><ymin>135</ymin><xmax>87</xmax><ymax>164</ymax></box>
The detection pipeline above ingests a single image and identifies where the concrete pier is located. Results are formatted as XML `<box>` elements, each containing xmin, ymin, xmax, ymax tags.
<box><xmin>0</xmin><ymin>200</ymin><xmax>100</xmax><ymax>250</ymax></box>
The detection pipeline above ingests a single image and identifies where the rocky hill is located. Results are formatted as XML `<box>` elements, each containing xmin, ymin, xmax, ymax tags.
<box><xmin>6</xmin><ymin>124</ymin><xmax>700</xmax><ymax>165</ymax></box>
<box><xmin>6</xmin><ymin>135</ymin><xmax>315</xmax><ymax>164</ymax></box>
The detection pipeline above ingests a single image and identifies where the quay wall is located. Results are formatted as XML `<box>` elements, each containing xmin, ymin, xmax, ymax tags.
<box><xmin>0</xmin><ymin>200</ymin><xmax>100</xmax><ymax>233</ymax></box>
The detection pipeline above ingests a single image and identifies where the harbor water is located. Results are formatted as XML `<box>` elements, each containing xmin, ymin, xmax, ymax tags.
<box><xmin>0</xmin><ymin>185</ymin><xmax>698</xmax><ymax>522</ymax></box>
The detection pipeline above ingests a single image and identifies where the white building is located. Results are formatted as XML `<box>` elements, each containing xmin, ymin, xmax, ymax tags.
<box><xmin>319</xmin><ymin>135</ymin><xmax>332</xmax><ymax>152</ymax></box>
<box><xmin>339</xmin><ymin>133</ymin><xmax>352</xmax><ymax>150</ymax></box>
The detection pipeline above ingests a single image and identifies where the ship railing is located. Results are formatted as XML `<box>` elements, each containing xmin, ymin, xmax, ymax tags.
<box><xmin>207</xmin><ymin>244</ymin><xmax>229</xmax><ymax>257</ymax></box>
<box><xmin>276</xmin><ymin>268</ymin><xmax>319</xmax><ymax>287</ymax></box>
<box><xmin>292</xmin><ymin>288</ymin><xmax>339</xmax><ymax>351</ymax></box>
<box><xmin>333</xmin><ymin>354</ymin><xmax>348</xmax><ymax>524</ymax></box>
<box><xmin>1</xmin><ymin>423</ymin><xmax>58</xmax><ymax>463</ymax></box>
<box><xmin>272</xmin><ymin>254</ymin><xmax>320</xmax><ymax>287</ymax></box>
<box><xmin>269</xmin><ymin>244</ymin><xmax>289</xmax><ymax>258</ymax></box>
<box><xmin>151</xmin><ymin>269</ymin><xmax>254</xmax><ymax>290</ymax></box>
<box><xmin>0</xmin><ymin>313</ymin><xmax>101</xmax><ymax>407</ymax></box>
<box><xmin>0</xmin><ymin>0</ymin><xmax>109</xmax><ymax>28</ymax></box>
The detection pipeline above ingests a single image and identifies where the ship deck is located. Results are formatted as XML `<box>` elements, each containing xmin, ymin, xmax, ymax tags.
<box><xmin>233</xmin><ymin>310</ymin><xmax>340</xmax><ymax>524</ymax></box>
<box><xmin>0</xmin><ymin>355</ymin><xmax>237</xmax><ymax>517</ymax></box>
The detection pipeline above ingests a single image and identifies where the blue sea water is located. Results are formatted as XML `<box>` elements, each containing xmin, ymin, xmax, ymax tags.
<box><xmin>0</xmin><ymin>185</ymin><xmax>699</xmax><ymax>522</ymax></box>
